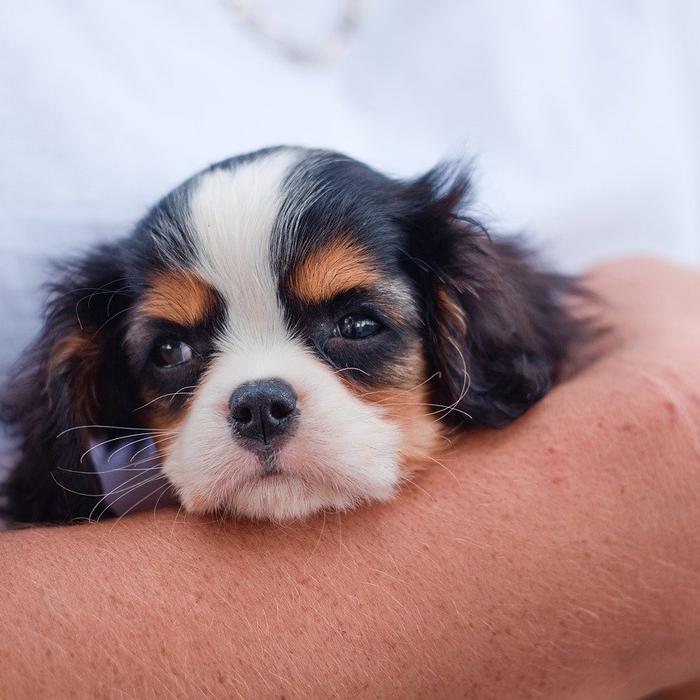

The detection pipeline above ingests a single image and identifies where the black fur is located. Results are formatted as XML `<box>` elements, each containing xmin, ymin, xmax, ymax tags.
<box><xmin>1</xmin><ymin>246</ymin><xmax>136</xmax><ymax>522</ymax></box>
<box><xmin>400</xmin><ymin>164</ymin><xmax>585</xmax><ymax>427</ymax></box>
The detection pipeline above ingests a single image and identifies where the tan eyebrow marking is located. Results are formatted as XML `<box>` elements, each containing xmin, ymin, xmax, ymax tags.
<box><xmin>140</xmin><ymin>270</ymin><xmax>216</xmax><ymax>326</ymax></box>
<box><xmin>289</xmin><ymin>238</ymin><xmax>379</xmax><ymax>304</ymax></box>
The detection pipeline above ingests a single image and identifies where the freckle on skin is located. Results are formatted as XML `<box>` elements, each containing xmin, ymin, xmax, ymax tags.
<box><xmin>546</xmin><ymin>446</ymin><xmax>556</xmax><ymax>456</ymax></box>
<box><xmin>551</xmin><ymin>477</ymin><xmax>564</xmax><ymax>486</ymax></box>
<box><xmin>621</xmin><ymin>423</ymin><xmax>634</xmax><ymax>433</ymax></box>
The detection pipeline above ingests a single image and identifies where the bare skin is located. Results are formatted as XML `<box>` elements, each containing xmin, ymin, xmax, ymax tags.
<box><xmin>1</xmin><ymin>258</ymin><xmax>699</xmax><ymax>699</ymax></box>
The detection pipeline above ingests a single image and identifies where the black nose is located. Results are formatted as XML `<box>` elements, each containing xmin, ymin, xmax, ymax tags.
<box><xmin>229</xmin><ymin>379</ymin><xmax>298</xmax><ymax>447</ymax></box>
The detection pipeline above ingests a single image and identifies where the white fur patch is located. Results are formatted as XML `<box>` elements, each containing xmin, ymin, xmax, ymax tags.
<box><xmin>159</xmin><ymin>150</ymin><xmax>404</xmax><ymax>521</ymax></box>
<box><xmin>188</xmin><ymin>149</ymin><xmax>299</xmax><ymax>349</ymax></box>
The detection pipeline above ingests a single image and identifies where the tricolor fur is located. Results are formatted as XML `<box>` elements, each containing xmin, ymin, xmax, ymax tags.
<box><xmin>2</xmin><ymin>147</ymin><xmax>585</xmax><ymax>523</ymax></box>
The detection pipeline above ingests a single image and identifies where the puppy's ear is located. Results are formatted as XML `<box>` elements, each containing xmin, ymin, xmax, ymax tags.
<box><xmin>402</xmin><ymin>165</ymin><xmax>585</xmax><ymax>428</ymax></box>
<box><xmin>1</xmin><ymin>245</ymin><xmax>137</xmax><ymax>523</ymax></box>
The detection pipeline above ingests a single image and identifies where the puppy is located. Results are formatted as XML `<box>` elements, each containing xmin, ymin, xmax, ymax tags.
<box><xmin>1</xmin><ymin>147</ymin><xmax>586</xmax><ymax>524</ymax></box>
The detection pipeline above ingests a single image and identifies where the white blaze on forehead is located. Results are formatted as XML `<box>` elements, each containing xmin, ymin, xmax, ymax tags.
<box><xmin>159</xmin><ymin>149</ymin><xmax>407</xmax><ymax>520</ymax></box>
<box><xmin>187</xmin><ymin>149</ymin><xmax>302</xmax><ymax>348</ymax></box>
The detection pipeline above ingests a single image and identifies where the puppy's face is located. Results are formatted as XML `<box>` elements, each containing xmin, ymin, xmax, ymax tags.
<box><xmin>127</xmin><ymin>150</ymin><xmax>439</xmax><ymax>520</ymax></box>
<box><xmin>6</xmin><ymin>147</ymin><xmax>580</xmax><ymax>523</ymax></box>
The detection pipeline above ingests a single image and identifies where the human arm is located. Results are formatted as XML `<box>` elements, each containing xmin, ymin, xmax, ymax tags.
<box><xmin>1</xmin><ymin>258</ymin><xmax>699</xmax><ymax>699</ymax></box>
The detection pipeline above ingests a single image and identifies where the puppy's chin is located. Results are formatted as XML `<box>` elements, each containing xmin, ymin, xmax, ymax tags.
<box><xmin>176</xmin><ymin>456</ymin><xmax>398</xmax><ymax>523</ymax></box>
<box><xmin>182</xmin><ymin>472</ymin><xmax>362</xmax><ymax>522</ymax></box>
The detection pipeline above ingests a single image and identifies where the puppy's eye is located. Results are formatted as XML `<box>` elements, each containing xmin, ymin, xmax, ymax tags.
<box><xmin>336</xmin><ymin>314</ymin><xmax>382</xmax><ymax>340</ymax></box>
<box><xmin>151</xmin><ymin>337</ymin><xmax>193</xmax><ymax>368</ymax></box>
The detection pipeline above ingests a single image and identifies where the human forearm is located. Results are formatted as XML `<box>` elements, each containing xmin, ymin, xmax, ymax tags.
<box><xmin>1</xmin><ymin>259</ymin><xmax>699</xmax><ymax>699</ymax></box>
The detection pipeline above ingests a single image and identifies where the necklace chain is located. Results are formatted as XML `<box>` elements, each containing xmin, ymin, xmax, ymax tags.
<box><xmin>226</xmin><ymin>0</ymin><xmax>366</xmax><ymax>66</ymax></box>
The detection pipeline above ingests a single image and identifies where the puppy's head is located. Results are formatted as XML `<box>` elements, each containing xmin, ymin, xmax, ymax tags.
<box><xmin>3</xmin><ymin>147</ymin><xmax>580</xmax><ymax>522</ymax></box>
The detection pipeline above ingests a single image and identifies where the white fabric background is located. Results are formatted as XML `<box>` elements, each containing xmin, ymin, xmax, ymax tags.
<box><xmin>1</xmin><ymin>0</ymin><xmax>699</xmax><ymax>386</ymax></box>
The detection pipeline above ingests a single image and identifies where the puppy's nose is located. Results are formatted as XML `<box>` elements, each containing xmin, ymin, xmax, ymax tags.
<box><xmin>229</xmin><ymin>379</ymin><xmax>298</xmax><ymax>446</ymax></box>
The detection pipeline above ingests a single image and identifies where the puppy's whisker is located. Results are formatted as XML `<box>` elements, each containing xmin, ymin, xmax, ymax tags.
<box><xmin>332</xmin><ymin>366</ymin><xmax>370</xmax><ymax>377</ymax></box>
<box><xmin>98</xmin><ymin>475</ymin><xmax>169</xmax><ymax>524</ymax></box>
<box><xmin>422</xmin><ymin>453</ymin><xmax>460</xmax><ymax>483</ymax></box>
<box><xmin>89</xmin><ymin>470</ymin><xmax>166</xmax><ymax>522</ymax></box>
<box><xmin>49</xmin><ymin>472</ymin><xmax>107</xmax><ymax>499</ymax></box>
<box><xmin>108</xmin><ymin>447</ymin><xmax>171</xmax><ymax>471</ymax></box>
<box><xmin>151</xmin><ymin>480</ymin><xmax>172</xmax><ymax>520</ymax></box>
<box><xmin>105</xmin><ymin>287</ymin><xmax>131</xmax><ymax>319</ymax></box>
<box><xmin>64</xmin><ymin>278</ymin><xmax>131</xmax><ymax>297</ymax></box>
<box><xmin>107</xmin><ymin>434</ymin><xmax>168</xmax><ymax>463</ymax></box>
<box><xmin>90</xmin><ymin>305</ymin><xmax>137</xmax><ymax>340</ymax></box>
<box><xmin>437</xmin><ymin>432</ymin><xmax>455</xmax><ymax>448</ymax></box>
<box><xmin>421</xmin><ymin>403</ymin><xmax>474</xmax><ymax>421</ymax></box>
<box><xmin>356</xmin><ymin>371</ymin><xmax>443</xmax><ymax>400</ymax></box>
<box><xmin>403</xmin><ymin>370</ymin><xmax>443</xmax><ymax>392</ymax></box>
<box><xmin>398</xmin><ymin>474</ymin><xmax>435</xmax><ymax>500</ymax></box>
<box><xmin>129</xmin><ymin>434</ymin><xmax>179</xmax><ymax>463</ymax></box>
<box><xmin>133</xmin><ymin>386</ymin><xmax>198</xmax><ymax>412</ymax></box>
<box><xmin>52</xmin><ymin>468</ymin><xmax>163</xmax><ymax>520</ymax></box>
<box><xmin>376</xmin><ymin>400</ymin><xmax>473</xmax><ymax>421</ymax></box>
<box><xmin>57</xmin><ymin>424</ymin><xmax>175</xmax><ymax>437</ymax></box>
<box><xmin>57</xmin><ymin>463</ymin><xmax>160</xmax><ymax>475</ymax></box>
<box><xmin>436</xmin><ymin>342</ymin><xmax>471</xmax><ymax>420</ymax></box>
<box><xmin>78</xmin><ymin>432</ymin><xmax>171</xmax><ymax>464</ymax></box>
<box><xmin>171</xmin><ymin>502</ymin><xmax>185</xmax><ymax>530</ymax></box>
<box><xmin>75</xmin><ymin>285</ymin><xmax>130</xmax><ymax>312</ymax></box>
<box><xmin>68</xmin><ymin>278</ymin><xmax>132</xmax><ymax>328</ymax></box>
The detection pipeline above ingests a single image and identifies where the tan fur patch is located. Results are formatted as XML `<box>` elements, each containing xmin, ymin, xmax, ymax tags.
<box><xmin>344</xmin><ymin>346</ymin><xmax>443</xmax><ymax>476</ymax></box>
<box><xmin>140</xmin><ymin>270</ymin><xmax>216</xmax><ymax>326</ymax></box>
<box><xmin>290</xmin><ymin>238</ymin><xmax>379</xmax><ymax>303</ymax></box>
<box><xmin>49</xmin><ymin>334</ymin><xmax>98</xmax><ymax>373</ymax></box>
<box><xmin>142</xmin><ymin>404</ymin><xmax>186</xmax><ymax>432</ymax></box>
<box><xmin>48</xmin><ymin>333</ymin><xmax>102</xmax><ymax>421</ymax></box>
<box><xmin>368</xmin><ymin>385</ymin><xmax>443</xmax><ymax>475</ymax></box>
<box><xmin>436</xmin><ymin>286</ymin><xmax>468</xmax><ymax>339</ymax></box>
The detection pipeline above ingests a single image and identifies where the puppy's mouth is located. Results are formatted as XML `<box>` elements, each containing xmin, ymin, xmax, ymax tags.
<box><xmin>256</xmin><ymin>450</ymin><xmax>284</xmax><ymax>478</ymax></box>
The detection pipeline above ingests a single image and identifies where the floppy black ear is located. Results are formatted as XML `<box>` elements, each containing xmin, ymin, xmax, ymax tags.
<box><xmin>1</xmin><ymin>244</ymin><xmax>137</xmax><ymax>523</ymax></box>
<box><xmin>402</xmin><ymin>165</ymin><xmax>586</xmax><ymax>429</ymax></box>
